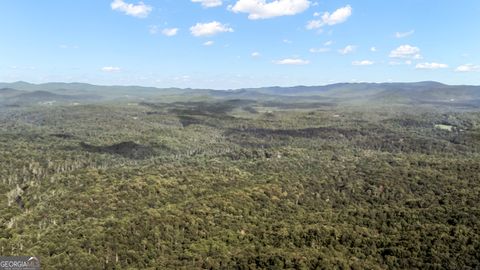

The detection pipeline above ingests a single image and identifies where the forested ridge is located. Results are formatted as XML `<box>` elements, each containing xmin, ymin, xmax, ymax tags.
<box><xmin>0</xmin><ymin>100</ymin><xmax>479</xmax><ymax>269</ymax></box>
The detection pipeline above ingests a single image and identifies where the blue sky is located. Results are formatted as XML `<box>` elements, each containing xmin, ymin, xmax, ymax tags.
<box><xmin>1</xmin><ymin>0</ymin><xmax>479</xmax><ymax>89</ymax></box>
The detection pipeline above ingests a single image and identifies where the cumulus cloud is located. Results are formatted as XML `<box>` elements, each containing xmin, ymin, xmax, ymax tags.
<box><xmin>162</xmin><ymin>28</ymin><xmax>179</xmax><ymax>36</ymax></box>
<box><xmin>370</xmin><ymin>47</ymin><xmax>377</xmax><ymax>52</ymax></box>
<box><xmin>321</xmin><ymin>5</ymin><xmax>352</xmax><ymax>25</ymax></box>
<box><xmin>102</xmin><ymin>66</ymin><xmax>121</xmax><ymax>72</ymax></box>
<box><xmin>251</xmin><ymin>52</ymin><xmax>261</xmax><ymax>57</ymax></box>
<box><xmin>149</xmin><ymin>25</ymin><xmax>159</xmax><ymax>34</ymax></box>
<box><xmin>192</xmin><ymin>0</ymin><xmax>222</xmax><ymax>8</ymax></box>
<box><xmin>274</xmin><ymin>58</ymin><xmax>310</xmax><ymax>65</ymax></box>
<box><xmin>389</xmin><ymin>45</ymin><xmax>422</xmax><ymax>59</ymax></box>
<box><xmin>203</xmin><ymin>40</ymin><xmax>215</xmax><ymax>46</ymax></box>
<box><xmin>338</xmin><ymin>45</ymin><xmax>356</xmax><ymax>55</ymax></box>
<box><xmin>306</xmin><ymin>20</ymin><xmax>322</xmax><ymax>29</ymax></box>
<box><xmin>190</xmin><ymin>21</ymin><xmax>233</xmax><ymax>37</ymax></box>
<box><xmin>324</xmin><ymin>40</ymin><xmax>333</xmax><ymax>46</ymax></box>
<box><xmin>111</xmin><ymin>0</ymin><xmax>152</xmax><ymax>18</ymax></box>
<box><xmin>415</xmin><ymin>62</ymin><xmax>448</xmax><ymax>69</ymax></box>
<box><xmin>307</xmin><ymin>5</ymin><xmax>352</xmax><ymax>30</ymax></box>
<box><xmin>455</xmin><ymin>64</ymin><xmax>480</xmax><ymax>72</ymax></box>
<box><xmin>352</xmin><ymin>60</ymin><xmax>374</xmax><ymax>66</ymax></box>
<box><xmin>395</xmin><ymin>30</ymin><xmax>415</xmax><ymax>38</ymax></box>
<box><xmin>230</xmin><ymin>0</ymin><xmax>310</xmax><ymax>20</ymax></box>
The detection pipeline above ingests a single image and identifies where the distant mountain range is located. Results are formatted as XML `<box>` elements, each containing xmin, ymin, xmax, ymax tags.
<box><xmin>1</xmin><ymin>81</ymin><xmax>479</xmax><ymax>108</ymax></box>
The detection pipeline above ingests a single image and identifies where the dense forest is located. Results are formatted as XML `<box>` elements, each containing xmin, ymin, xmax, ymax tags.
<box><xmin>1</xmin><ymin>83</ymin><xmax>480</xmax><ymax>269</ymax></box>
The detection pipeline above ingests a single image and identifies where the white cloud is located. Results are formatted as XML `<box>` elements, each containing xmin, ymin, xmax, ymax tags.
<box><xmin>338</xmin><ymin>45</ymin><xmax>356</xmax><ymax>55</ymax></box>
<box><xmin>389</xmin><ymin>45</ymin><xmax>421</xmax><ymax>59</ymax></box>
<box><xmin>395</xmin><ymin>30</ymin><xmax>415</xmax><ymax>38</ymax></box>
<box><xmin>307</xmin><ymin>5</ymin><xmax>352</xmax><ymax>30</ymax></box>
<box><xmin>102</xmin><ymin>66</ymin><xmax>121</xmax><ymax>72</ymax></box>
<box><xmin>251</xmin><ymin>52</ymin><xmax>261</xmax><ymax>57</ymax></box>
<box><xmin>59</xmin><ymin>44</ymin><xmax>79</xmax><ymax>49</ymax></box>
<box><xmin>321</xmin><ymin>5</ymin><xmax>352</xmax><ymax>25</ymax></box>
<box><xmin>274</xmin><ymin>58</ymin><xmax>310</xmax><ymax>65</ymax></box>
<box><xmin>192</xmin><ymin>0</ymin><xmax>223</xmax><ymax>8</ymax></box>
<box><xmin>162</xmin><ymin>28</ymin><xmax>179</xmax><ymax>36</ymax></box>
<box><xmin>370</xmin><ymin>46</ymin><xmax>377</xmax><ymax>52</ymax></box>
<box><xmin>455</xmin><ymin>64</ymin><xmax>480</xmax><ymax>72</ymax></box>
<box><xmin>190</xmin><ymin>21</ymin><xmax>233</xmax><ymax>37</ymax></box>
<box><xmin>192</xmin><ymin>0</ymin><xmax>223</xmax><ymax>7</ymax></box>
<box><xmin>149</xmin><ymin>25</ymin><xmax>159</xmax><ymax>34</ymax></box>
<box><xmin>306</xmin><ymin>20</ymin><xmax>322</xmax><ymax>29</ymax></box>
<box><xmin>415</xmin><ymin>62</ymin><xmax>448</xmax><ymax>69</ymax></box>
<box><xmin>324</xmin><ymin>40</ymin><xmax>333</xmax><ymax>46</ymax></box>
<box><xmin>309</xmin><ymin>47</ymin><xmax>330</xmax><ymax>53</ymax></box>
<box><xmin>352</xmin><ymin>60</ymin><xmax>374</xmax><ymax>66</ymax></box>
<box><xmin>283</xmin><ymin>39</ymin><xmax>293</xmax><ymax>44</ymax></box>
<box><xmin>111</xmin><ymin>0</ymin><xmax>152</xmax><ymax>18</ymax></box>
<box><xmin>203</xmin><ymin>40</ymin><xmax>215</xmax><ymax>46</ymax></box>
<box><xmin>230</xmin><ymin>0</ymin><xmax>310</xmax><ymax>20</ymax></box>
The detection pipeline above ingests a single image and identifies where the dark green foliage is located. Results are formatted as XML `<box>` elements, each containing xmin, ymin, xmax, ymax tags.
<box><xmin>79</xmin><ymin>141</ymin><xmax>157</xmax><ymax>160</ymax></box>
<box><xmin>0</xmin><ymin>99</ymin><xmax>479</xmax><ymax>269</ymax></box>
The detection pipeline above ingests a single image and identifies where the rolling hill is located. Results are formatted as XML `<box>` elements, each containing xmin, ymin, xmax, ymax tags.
<box><xmin>1</xmin><ymin>81</ymin><xmax>480</xmax><ymax>108</ymax></box>
<box><xmin>0</xmin><ymin>90</ymin><xmax>102</xmax><ymax>106</ymax></box>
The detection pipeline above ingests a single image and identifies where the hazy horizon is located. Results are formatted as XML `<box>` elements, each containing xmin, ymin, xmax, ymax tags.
<box><xmin>2</xmin><ymin>79</ymin><xmax>480</xmax><ymax>91</ymax></box>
